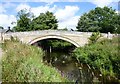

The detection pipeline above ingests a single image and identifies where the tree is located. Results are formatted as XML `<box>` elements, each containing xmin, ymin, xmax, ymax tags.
<box><xmin>31</xmin><ymin>11</ymin><xmax>58</xmax><ymax>30</ymax></box>
<box><xmin>76</xmin><ymin>7</ymin><xmax>119</xmax><ymax>33</ymax></box>
<box><xmin>13</xmin><ymin>9</ymin><xmax>33</xmax><ymax>32</ymax></box>
<box><xmin>116</xmin><ymin>14</ymin><xmax>120</xmax><ymax>34</ymax></box>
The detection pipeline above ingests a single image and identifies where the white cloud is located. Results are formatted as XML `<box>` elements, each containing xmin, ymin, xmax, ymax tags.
<box><xmin>90</xmin><ymin>0</ymin><xmax>119</xmax><ymax>7</ymax></box>
<box><xmin>30</xmin><ymin>5</ymin><xmax>80</xmax><ymax>29</ymax></box>
<box><xmin>0</xmin><ymin>14</ymin><xmax>17</xmax><ymax>29</ymax></box>
<box><xmin>16</xmin><ymin>3</ymin><xmax>57</xmax><ymax>17</ymax></box>
<box><xmin>55</xmin><ymin>6</ymin><xmax>79</xmax><ymax>21</ymax></box>
<box><xmin>15</xmin><ymin>4</ymin><xmax>80</xmax><ymax>29</ymax></box>
<box><xmin>54</xmin><ymin>6</ymin><xmax>79</xmax><ymax>29</ymax></box>
<box><xmin>3</xmin><ymin>3</ymin><xmax>80</xmax><ymax>30</ymax></box>
<box><xmin>16</xmin><ymin>3</ymin><xmax>30</xmax><ymax>12</ymax></box>
<box><xmin>59</xmin><ymin>16</ymin><xmax>79</xmax><ymax>30</ymax></box>
<box><xmin>0</xmin><ymin>3</ymin><xmax>17</xmax><ymax>29</ymax></box>
<box><xmin>31</xmin><ymin>5</ymin><xmax>57</xmax><ymax>17</ymax></box>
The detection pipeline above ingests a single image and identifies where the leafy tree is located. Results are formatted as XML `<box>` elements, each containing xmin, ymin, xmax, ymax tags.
<box><xmin>116</xmin><ymin>14</ymin><xmax>120</xmax><ymax>34</ymax></box>
<box><xmin>13</xmin><ymin>9</ymin><xmax>33</xmax><ymax>32</ymax></box>
<box><xmin>76</xmin><ymin>7</ymin><xmax>119</xmax><ymax>33</ymax></box>
<box><xmin>30</xmin><ymin>11</ymin><xmax>58</xmax><ymax>30</ymax></box>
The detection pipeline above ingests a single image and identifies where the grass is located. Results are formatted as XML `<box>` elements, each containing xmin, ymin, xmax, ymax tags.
<box><xmin>1</xmin><ymin>40</ymin><xmax>68</xmax><ymax>82</ymax></box>
<box><xmin>0</xmin><ymin>43</ymin><xmax>2</xmax><ymax>48</ymax></box>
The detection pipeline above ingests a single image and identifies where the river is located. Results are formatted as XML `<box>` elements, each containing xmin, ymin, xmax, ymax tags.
<box><xmin>43</xmin><ymin>50</ymin><xmax>101</xmax><ymax>83</ymax></box>
<box><xmin>33</xmin><ymin>39</ymin><xmax>119</xmax><ymax>83</ymax></box>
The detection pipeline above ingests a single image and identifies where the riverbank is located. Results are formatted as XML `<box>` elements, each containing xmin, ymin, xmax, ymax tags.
<box><xmin>1</xmin><ymin>40</ymin><xmax>68</xmax><ymax>82</ymax></box>
<box><xmin>0</xmin><ymin>48</ymin><xmax>2</xmax><ymax>60</ymax></box>
<box><xmin>0</xmin><ymin>43</ymin><xmax>2</xmax><ymax>83</ymax></box>
<box><xmin>0</xmin><ymin>43</ymin><xmax>3</xmax><ymax>60</ymax></box>
<box><xmin>74</xmin><ymin>37</ymin><xmax>120</xmax><ymax>82</ymax></box>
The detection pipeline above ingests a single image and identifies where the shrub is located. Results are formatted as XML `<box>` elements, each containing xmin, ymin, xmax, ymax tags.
<box><xmin>89</xmin><ymin>32</ymin><xmax>101</xmax><ymax>44</ymax></box>
<box><xmin>73</xmin><ymin>37</ymin><xmax>120</xmax><ymax>81</ymax></box>
<box><xmin>2</xmin><ymin>40</ymin><xmax>68</xmax><ymax>82</ymax></box>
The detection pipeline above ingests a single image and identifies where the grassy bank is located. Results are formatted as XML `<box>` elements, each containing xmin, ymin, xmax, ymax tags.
<box><xmin>73</xmin><ymin>37</ymin><xmax>120</xmax><ymax>81</ymax></box>
<box><xmin>2</xmin><ymin>40</ymin><xmax>68</xmax><ymax>82</ymax></box>
<box><xmin>0</xmin><ymin>44</ymin><xmax>1</xmax><ymax>47</ymax></box>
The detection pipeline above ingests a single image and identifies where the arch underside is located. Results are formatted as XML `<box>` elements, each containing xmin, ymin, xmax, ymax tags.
<box><xmin>29</xmin><ymin>35</ymin><xmax>80</xmax><ymax>47</ymax></box>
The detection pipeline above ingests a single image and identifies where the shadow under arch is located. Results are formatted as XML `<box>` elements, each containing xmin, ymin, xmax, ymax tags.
<box><xmin>28</xmin><ymin>35</ymin><xmax>80</xmax><ymax>47</ymax></box>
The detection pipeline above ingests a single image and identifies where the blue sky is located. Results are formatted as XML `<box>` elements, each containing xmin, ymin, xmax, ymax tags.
<box><xmin>0</xmin><ymin>0</ymin><xmax>119</xmax><ymax>30</ymax></box>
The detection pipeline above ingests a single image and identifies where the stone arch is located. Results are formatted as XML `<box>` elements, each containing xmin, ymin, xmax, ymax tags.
<box><xmin>28</xmin><ymin>35</ymin><xmax>80</xmax><ymax>47</ymax></box>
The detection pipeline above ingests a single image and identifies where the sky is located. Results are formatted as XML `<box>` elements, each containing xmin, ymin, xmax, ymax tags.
<box><xmin>0</xmin><ymin>0</ymin><xmax>119</xmax><ymax>30</ymax></box>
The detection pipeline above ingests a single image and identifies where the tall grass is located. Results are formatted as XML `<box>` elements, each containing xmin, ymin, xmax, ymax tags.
<box><xmin>2</xmin><ymin>40</ymin><xmax>68</xmax><ymax>82</ymax></box>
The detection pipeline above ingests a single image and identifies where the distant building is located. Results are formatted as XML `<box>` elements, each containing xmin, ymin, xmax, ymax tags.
<box><xmin>0</xmin><ymin>27</ymin><xmax>13</xmax><ymax>33</ymax></box>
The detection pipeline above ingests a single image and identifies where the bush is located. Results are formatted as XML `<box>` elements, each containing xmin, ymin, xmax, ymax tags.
<box><xmin>2</xmin><ymin>40</ymin><xmax>68</xmax><ymax>82</ymax></box>
<box><xmin>89</xmin><ymin>32</ymin><xmax>101</xmax><ymax>44</ymax></box>
<box><xmin>73</xmin><ymin>37</ymin><xmax>120</xmax><ymax>81</ymax></box>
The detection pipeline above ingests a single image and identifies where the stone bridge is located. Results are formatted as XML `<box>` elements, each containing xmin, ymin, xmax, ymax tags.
<box><xmin>0</xmin><ymin>30</ymin><xmax>114</xmax><ymax>47</ymax></box>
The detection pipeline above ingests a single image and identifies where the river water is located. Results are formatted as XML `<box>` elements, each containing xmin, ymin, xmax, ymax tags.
<box><xmin>43</xmin><ymin>50</ymin><xmax>101</xmax><ymax>83</ymax></box>
<box><xmin>43</xmin><ymin>50</ymin><xmax>119</xmax><ymax>83</ymax></box>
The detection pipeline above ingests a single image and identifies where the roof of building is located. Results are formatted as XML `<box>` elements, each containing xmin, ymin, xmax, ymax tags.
<box><xmin>0</xmin><ymin>29</ymin><xmax>13</xmax><ymax>33</ymax></box>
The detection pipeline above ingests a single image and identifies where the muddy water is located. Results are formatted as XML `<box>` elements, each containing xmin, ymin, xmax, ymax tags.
<box><xmin>43</xmin><ymin>51</ymin><xmax>101</xmax><ymax>83</ymax></box>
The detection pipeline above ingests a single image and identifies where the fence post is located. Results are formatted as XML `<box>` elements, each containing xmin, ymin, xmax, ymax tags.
<box><xmin>107</xmin><ymin>32</ymin><xmax>112</xmax><ymax>39</ymax></box>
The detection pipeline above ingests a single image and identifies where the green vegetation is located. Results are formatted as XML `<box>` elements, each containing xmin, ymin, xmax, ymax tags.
<box><xmin>89</xmin><ymin>32</ymin><xmax>101</xmax><ymax>44</ymax></box>
<box><xmin>31</xmin><ymin>11</ymin><xmax>58</xmax><ymax>30</ymax></box>
<box><xmin>0</xmin><ymin>43</ymin><xmax>1</xmax><ymax>47</ymax></box>
<box><xmin>76</xmin><ymin>7</ymin><xmax>119</xmax><ymax>33</ymax></box>
<box><xmin>12</xmin><ymin>6</ymin><xmax>120</xmax><ymax>33</ymax></box>
<box><xmin>38</xmin><ymin>39</ymin><xmax>73</xmax><ymax>50</ymax></box>
<box><xmin>13</xmin><ymin>9</ymin><xmax>33</xmax><ymax>31</ymax></box>
<box><xmin>2</xmin><ymin>39</ymin><xmax>68</xmax><ymax>82</ymax></box>
<box><xmin>13</xmin><ymin>9</ymin><xmax>58</xmax><ymax>31</ymax></box>
<box><xmin>73</xmin><ymin>36</ymin><xmax>120</xmax><ymax>81</ymax></box>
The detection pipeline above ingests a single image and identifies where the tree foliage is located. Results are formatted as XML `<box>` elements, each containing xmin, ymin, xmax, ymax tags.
<box><xmin>30</xmin><ymin>11</ymin><xmax>58</xmax><ymax>30</ymax></box>
<box><xmin>13</xmin><ymin>9</ymin><xmax>33</xmax><ymax>31</ymax></box>
<box><xmin>36</xmin><ymin>39</ymin><xmax>73</xmax><ymax>51</ymax></box>
<box><xmin>76</xmin><ymin>7</ymin><xmax>119</xmax><ymax>33</ymax></box>
<box><xmin>14</xmin><ymin>10</ymin><xmax>58</xmax><ymax>31</ymax></box>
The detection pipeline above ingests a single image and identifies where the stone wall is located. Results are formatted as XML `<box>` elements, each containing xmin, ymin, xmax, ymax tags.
<box><xmin>1</xmin><ymin>30</ymin><xmax>118</xmax><ymax>46</ymax></box>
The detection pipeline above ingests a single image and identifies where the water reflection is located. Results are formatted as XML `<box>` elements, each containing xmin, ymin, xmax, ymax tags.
<box><xmin>43</xmin><ymin>51</ymin><xmax>98</xmax><ymax>83</ymax></box>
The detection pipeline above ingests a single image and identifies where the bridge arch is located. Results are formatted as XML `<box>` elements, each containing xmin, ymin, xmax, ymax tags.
<box><xmin>28</xmin><ymin>35</ymin><xmax>80</xmax><ymax>47</ymax></box>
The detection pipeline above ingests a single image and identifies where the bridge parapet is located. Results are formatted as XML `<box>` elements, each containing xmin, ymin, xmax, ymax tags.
<box><xmin>3</xmin><ymin>30</ymin><xmax>91</xmax><ymax>36</ymax></box>
<box><xmin>1</xmin><ymin>30</ymin><xmax>118</xmax><ymax>47</ymax></box>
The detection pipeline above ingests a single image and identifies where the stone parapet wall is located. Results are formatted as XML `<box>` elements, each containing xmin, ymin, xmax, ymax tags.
<box><xmin>1</xmin><ymin>30</ymin><xmax>118</xmax><ymax>47</ymax></box>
